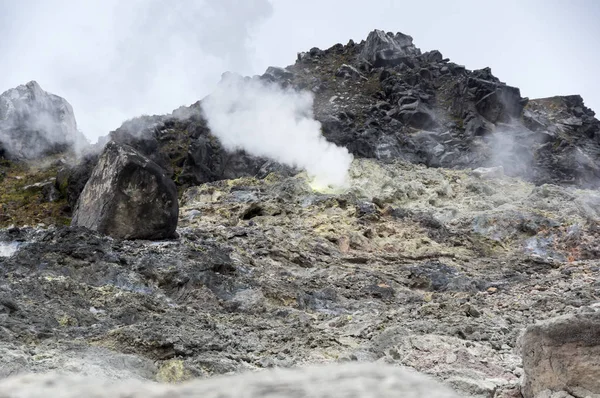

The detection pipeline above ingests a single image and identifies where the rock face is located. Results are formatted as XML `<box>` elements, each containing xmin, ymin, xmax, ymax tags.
<box><xmin>0</xmin><ymin>81</ymin><xmax>87</xmax><ymax>159</ymax></box>
<box><xmin>520</xmin><ymin>311</ymin><xmax>600</xmax><ymax>398</ymax></box>
<box><xmin>55</xmin><ymin>152</ymin><xmax>99</xmax><ymax>211</ymax></box>
<box><xmin>0</xmin><ymin>363</ymin><xmax>459</xmax><ymax>398</ymax></box>
<box><xmin>360</xmin><ymin>29</ymin><xmax>421</xmax><ymax>67</ymax></box>
<box><xmin>1</xmin><ymin>28</ymin><xmax>600</xmax><ymax>398</ymax></box>
<box><xmin>2</xmin><ymin>160</ymin><xmax>600</xmax><ymax>396</ymax></box>
<box><xmin>58</xmin><ymin>29</ymin><xmax>599</xmax><ymax>209</ymax></box>
<box><xmin>279</xmin><ymin>31</ymin><xmax>600</xmax><ymax>188</ymax></box>
<box><xmin>109</xmin><ymin>109</ymin><xmax>269</xmax><ymax>189</ymax></box>
<box><xmin>71</xmin><ymin>142</ymin><xmax>178</xmax><ymax>239</ymax></box>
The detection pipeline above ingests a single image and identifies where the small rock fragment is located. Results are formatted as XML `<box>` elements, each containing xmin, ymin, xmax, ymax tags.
<box><xmin>471</xmin><ymin>166</ymin><xmax>504</xmax><ymax>179</ymax></box>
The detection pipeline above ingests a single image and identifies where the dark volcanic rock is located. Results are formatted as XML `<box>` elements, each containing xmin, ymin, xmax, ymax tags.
<box><xmin>56</xmin><ymin>153</ymin><xmax>99</xmax><ymax>210</ymax></box>
<box><xmin>110</xmin><ymin>111</ymin><xmax>269</xmax><ymax>189</ymax></box>
<box><xmin>71</xmin><ymin>142</ymin><xmax>178</xmax><ymax>240</ymax></box>
<box><xmin>0</xmin><ymin>81</ymin><xmax>87</xmax><ymax>160</ymax></box>
<box><xmin>178</xmin><ymin>126</ymin><xmax>266</xmax><ymax>186</ymax></box>
<box><xmin>285</xmin><ymin>29</ymin><xmax>600</xmax><ymax>188</ymax></box>
<box><xmin>360</xmin><ymin>30</ymin><xmax>421</xmax><ymax>67</ymax></box>
<box><xmin>394</xmin><ymin>101</ymin><xmax>438</xmax><ymax>129</ymax></box>
<box><xmin>407</xmin><ymin>261</ymin><xmax>484</xmax><ymax>292</ymax></box>
<box><xmin>335</xmin><ymin>64</ymin><xmax>366</xmax><ymax>80</ymax></box>
<box><xmin>47</xmin><ymin>27</ymin><xmax>600</xmax><ymax>207</ymax></box>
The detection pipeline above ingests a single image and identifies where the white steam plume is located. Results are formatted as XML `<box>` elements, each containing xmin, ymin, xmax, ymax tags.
<box><xmin>202</xmin><ymin>74</ymin><xmax>353</xmax><ymax>188</ymax></box>
<box><xmin>0</xmin><ymin>0</ymin><xmax>273</xmax><ymax>143</ymax></box>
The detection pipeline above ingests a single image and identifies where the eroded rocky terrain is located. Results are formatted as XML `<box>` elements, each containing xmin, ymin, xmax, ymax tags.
<box><xmin>1</xmin><ymin>160</ymin><xmax>599</xmax><ymax>397</ymax></box>
<box><xmin>1</xmin><ymin>30</ymin><xmax>599</xmax><ymax>397</ymax></box>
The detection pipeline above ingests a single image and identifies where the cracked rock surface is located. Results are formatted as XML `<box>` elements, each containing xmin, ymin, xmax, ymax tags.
<box><xmin>1</xmin><ymin>159</ymin><xmax>599</xmax><ymax>397</ymax></box>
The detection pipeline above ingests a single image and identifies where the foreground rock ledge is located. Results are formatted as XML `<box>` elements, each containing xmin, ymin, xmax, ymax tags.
<box><xmin>0</xmin><ymin>363</ymin><xmax>459</xmax><ymax>398</ymax></box>
<box><xmin>71</xmin><ymin>141</ymin><xmax>178</xmax><ymax>240</ymax></box>
<box><xmin>520</xmin><ymin>310</ymin><xmax>600</xmax><ymax>398</ymax></box>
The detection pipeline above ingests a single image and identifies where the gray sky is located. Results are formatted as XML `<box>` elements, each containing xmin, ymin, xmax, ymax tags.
<box><xmin>1</xmin><ymin>0</ymin><xmax>598</xmax><ymax>142</ymax></box>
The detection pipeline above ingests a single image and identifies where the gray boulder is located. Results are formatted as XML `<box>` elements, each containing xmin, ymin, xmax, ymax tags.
<box><xmin>71</xmin><ymin>142</ymin><xmax>178</xmax><ymax>240</ymax></box>
<box><xmin>395</xmin><ymin>101</ymin><xmax>438</xmax><ymax>129</ymax></box>
<box><xmin>360</xmin><ymin>30</ymin><xmax>420</xmax><ymax>67</ymax></box>
<box><xmin>335</xmin><ymin>64</ymin><xmax>366</xmax><ymax>80</ymax></box>
<box><xmin>0</xmin><ymin>362</ymin><xmax>459</xmax><ymax>398</ymax></box>
<box><xmin>262</xmin><ymin>66</ymin><xmax>294</xmax><ymax>82</ymax></box>
<box><xmin>0</xmin><ymin>81</ymin><xmax>87</xmax><ymax>159</ymax></box>
<box><xmin>520</xmin><ymin>310</ymin><xmax>600</xmax><ymax>398</ymax></box>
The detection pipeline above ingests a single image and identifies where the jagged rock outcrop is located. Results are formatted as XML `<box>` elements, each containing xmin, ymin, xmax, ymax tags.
<box><xmin>274</xmin><ymin>30</ymin><xmax>600</xmax><ymax>188</ymax></box>
<box><xmin>360</xmin><ymin>29</ymin><xmax>421</xmax><ymax>67</ymax></box>
<box><xmin>71</xmin><ymin>142</ymin><xmax>178</xmax><ymax>239</ymax></box>
<box><xmin>0</xmin><ymin>81</ymin><xmax>87</xmax><ymax>160</ymax></box>
<box><xmin>56</xmin><ymin>29</ymin><xmax>599</xmax><ymax>211</ymax></box>
<box><xmin>109</xmin><ymin>109</ymin><xmax>271</xmax><ymax>187</ymax></box>
<box><xmin>520</xmin><ymin>311</ymin><xmax>600</xmax><ymax>398</ymax></box>
<box><xmin>0</xmin><ymin>363</ymin><xmax>459</xmax><ymax>398</ymax></box>
<box><xmin>54</xmin><ymin>108</ymin><xmax>280</xmax><ymax>211</ymax></box>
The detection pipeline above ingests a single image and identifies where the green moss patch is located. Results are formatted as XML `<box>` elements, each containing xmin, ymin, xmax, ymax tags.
<box><xmin>0</xmin><ymin>157</ymin><xmax>71</xmax><ymax>227</ymax></box>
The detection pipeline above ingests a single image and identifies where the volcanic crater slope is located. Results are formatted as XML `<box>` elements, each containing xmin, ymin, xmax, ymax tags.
<box><xmin>0</xmin><ymin>29</ymin><xmax>599</xmax><ymax>398</ymax></box>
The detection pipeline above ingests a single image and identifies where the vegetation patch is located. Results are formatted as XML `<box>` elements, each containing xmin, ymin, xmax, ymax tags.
<box><xmin>0</xmin><ymin>157</ymin><xmax>71</xmax><ymax>228</ymax></box>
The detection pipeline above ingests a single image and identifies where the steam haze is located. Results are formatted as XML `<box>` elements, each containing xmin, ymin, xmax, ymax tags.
<box><xmin>0</xmin><ymin>0</ymin><xmax>597</xmax><ymax>143</ymax></box>
<box><xmin>0</xmin><ymin>0</ymin><xmax>272</xmax><ymax>142</ymax></box>
<box><xmin>202</xmin><ymin>74</ymin><xmax>353</xmax><ymax>188</ymax></box>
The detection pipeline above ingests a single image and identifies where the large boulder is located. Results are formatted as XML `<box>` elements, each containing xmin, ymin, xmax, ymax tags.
<box><xmin>360</xmin><ymin>30</ymin><xmax>420</xmax><ymax>67</ymax></box>
<box><xmin>0</xmin><ymin>362</ymin><xmax>459</xmax><ymax>398</ymax></box>
<box><xmin>71</xmin><ymin>142</ymin><xmax>178</xmax><ymax>240</ymax></box>
<box><xmin>520</xmin><ymin>310</ymin><xmax>600</xmax><ymax>398</ymax></box>
<box><xmin>0</xmin><ymin>81</ymin><xmax>87</xmax><ymax>159</ymax></box>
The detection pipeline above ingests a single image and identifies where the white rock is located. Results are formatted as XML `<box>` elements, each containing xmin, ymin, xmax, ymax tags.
<box><xmin>471</xmin><ymin>166</ymin><xmax>504</xmax><ymax>179</ymax></box>
<box><xmin>0</xmin><ymin>362</ymin><xmax>460</xmax><ymax>398</ymax></box>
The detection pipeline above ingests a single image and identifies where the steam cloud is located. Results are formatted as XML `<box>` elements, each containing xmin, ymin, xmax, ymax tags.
<box><xmin>0</xmin><ymin>0</ymin><xmax>273</xmax><ymax>142</ymax></box>
<box><xmin>0</xmin><ymin>81</ymin><xmax>88</xmax><ymax>159</ymax></box>
<box><xmin>202</xmin><ymin>74</ymin><xmax>354</xmax><ymax>188</ymax></box>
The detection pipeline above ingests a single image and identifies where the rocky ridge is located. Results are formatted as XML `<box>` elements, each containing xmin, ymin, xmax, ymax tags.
<box><xmin>0</xmin><ymin>29</ymin><xmax>599</xmax><ymax>397</ymax></box>
<box><xmin>53</xmin><ymin>30</ymin><xmax>600</xmax><ymax>216</ymax></box>
<box><xmin>0</xmin><ymin>81</ymin><xmax>87</xmax><ymax>160</ymax></box>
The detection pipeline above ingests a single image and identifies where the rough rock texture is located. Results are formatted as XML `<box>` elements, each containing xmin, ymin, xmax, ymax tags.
<box><xmin>59</xmin><ymin>34</ymin><xmax>600</xmax><ymax>210</ymax></box>
<box><xmin>285</xmin><ymin>31</ymin><xmax>600</xmax><ymax>188</ymax></box>
<box><xmin>0</xmin><ymin>363</ymin><xmax>459</xmax><ymax>398</ymax></box>
<box><xmin>109</xmin><ymin>109</ymin><xmax>269</xmax><ymax>191</ymax></box>
<box><xmin>1</xmin><ymin>159</ymin><xmax>599</xmax><ymax>397</ymax></box>
<box><xmin>0</xmin><ymin>81</ymin><xmax>87</xmax><ymax>160</ymax></box>
<box><xmin>520</xmin><ymin>311</ymin><xmax>600</xmax><ymax>398</ymax></box>
<box><xmin>1</xmin><ymin>28</ymin><xmax>600</xmax><ymax>398</ymax></box>
<box><xmin>55</xmin><ymin>152</ymin><xmax>99</xmax><ymax>211</ymax></box>
<box><xmin>54</xmin><ymin>30</ymin><xmax>599</xmax><ymax>211</ymax></box>
<box><xmin>71</xmin><ymin>142</ymin><xmax>178</xmax><ymax>239</ymax></box>
<box><xmin>360</xmin><ymin>30</ymin><xmax>421</xmax><ymax>67</ymax></box>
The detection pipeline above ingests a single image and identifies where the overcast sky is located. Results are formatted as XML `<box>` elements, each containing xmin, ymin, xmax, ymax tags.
<box><xmin>0</xmin><ymin>0</ymin><xmax>598</xmax><ymax>142</ymax></box>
